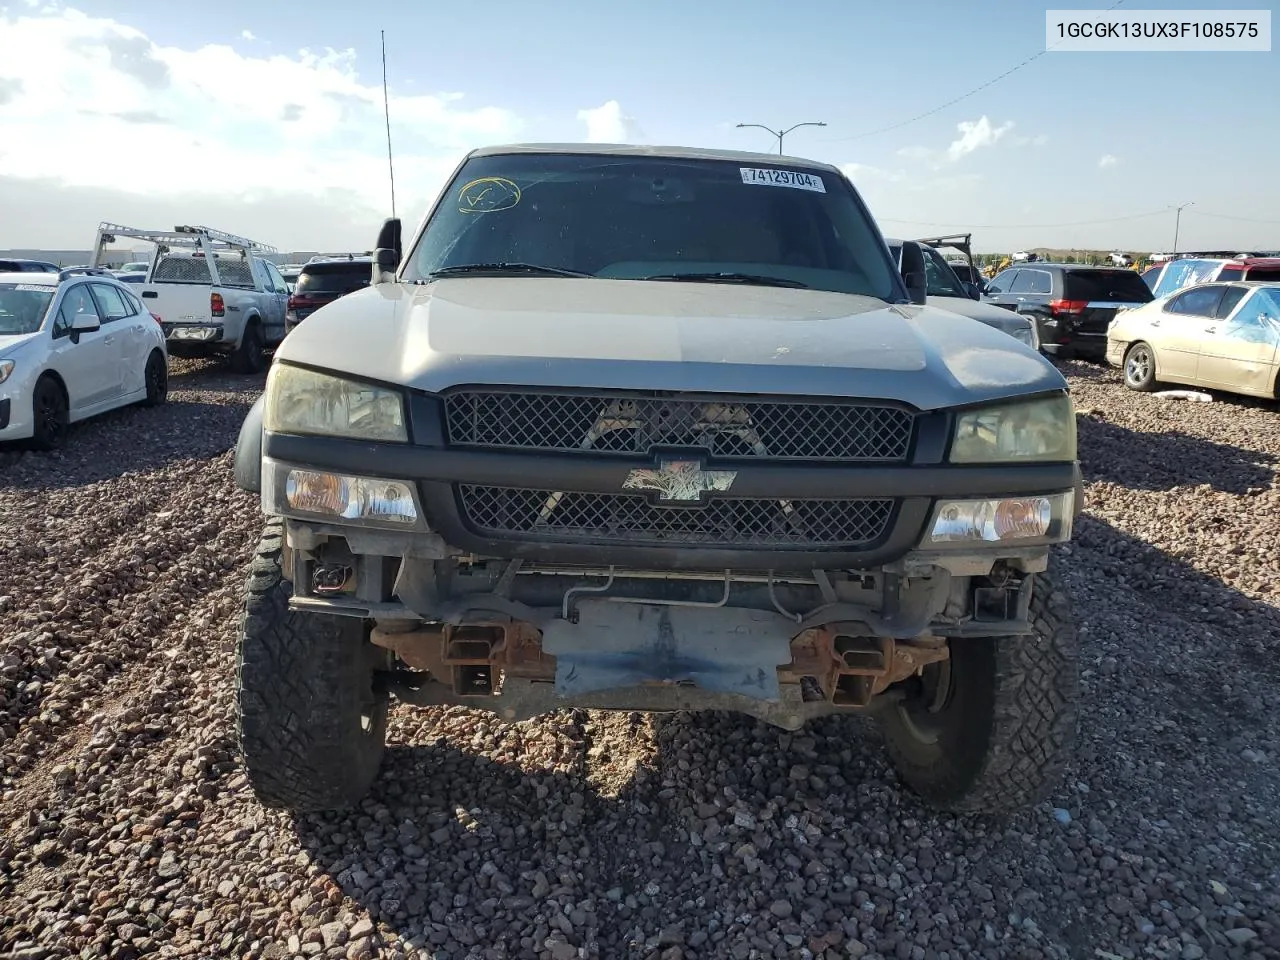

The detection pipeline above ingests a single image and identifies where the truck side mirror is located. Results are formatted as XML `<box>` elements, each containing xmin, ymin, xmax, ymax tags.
<box><xmin>899</xmin><ymin>242</ymin><xmax>928</xmax><ymax>305</ymax></box>
<box><xmin>372</xmin><ymin>217</ymin><xmax>402</xmax><ymax>285</ymax></box>
<box><xmin>964</xmin><ymin>281</ymin><xmax>982</xmax><ymax>300</ymax></box>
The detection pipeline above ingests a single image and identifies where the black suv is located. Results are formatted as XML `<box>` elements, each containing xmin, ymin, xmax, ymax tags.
<box><xmin>285</xmin><ymin>255</ymin><xmax>372</xmax><ymax>332</ymax></box>
<box><xmin>983</xmin><ymin>262</ymin><xmax>1153</xmax><ymax>360</ymax></box>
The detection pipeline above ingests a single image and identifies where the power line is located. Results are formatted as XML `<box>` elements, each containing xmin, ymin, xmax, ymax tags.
<box><xmin>879</xmin><ymin>207</ymin><xmax>1172</xmax><ymax>230</ymax></box>
<box><xmin>823</xmin><ymin>0</ymin><xmax>1126</xmax><ymax>143</ymax></box>
<box><xmin>1190</xmin><ymin>211</ymin><xmax>1280</xmax><ymax>225</ymax></box>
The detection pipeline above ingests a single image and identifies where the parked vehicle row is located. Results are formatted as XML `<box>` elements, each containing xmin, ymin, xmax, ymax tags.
<box><xmin>0</xmin><ymin>267</ymin><xmax>168</xmax><ymax>449</ymax></box>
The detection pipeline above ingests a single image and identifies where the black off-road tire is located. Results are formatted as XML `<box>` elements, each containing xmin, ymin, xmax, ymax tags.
<box><xmin>879</xmin><ymin>568</ymin><xmax>1079</xmax><ymax>815</ymax></box>
<box><xmin>235</xmin><ymin>518</ymin><xmax>389</xmax><ymax>812</ymax></box>
<box><xmin>229</xmin><ymin>320</ymin><xmax>265</xmax><ymax>375</ymax></box>
<box><xmin>141</xmin><ymin>350</ymin><xmax>168</xmax><ymax>407</ymax></box>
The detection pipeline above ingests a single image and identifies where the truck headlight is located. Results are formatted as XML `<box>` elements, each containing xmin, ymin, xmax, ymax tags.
<box><xmin>264</xmin><ymin>363</ymin><xmax>407</xmax><ymax>443</ymax></box>
<box><xmin>0</xmin><ymin>360</ymin><xmax>13</xmax><ymax>384</ymax></box>
<box><xmin>949</xmin><ymin>395</ymin><xmax>1075</xmax><ymax>464</ymax></box>
<box><xmin>928</xmin><ymin>491</ymin><xmax>1074</xmax><ymax>545</ymax></box>
<box><xmin>263</xmin><ymin>458</ymin><xmax>420</xmax><ymax>526</ymax></box>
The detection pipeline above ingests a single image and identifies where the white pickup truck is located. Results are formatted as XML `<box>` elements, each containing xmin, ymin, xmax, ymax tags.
<box><xmin>90</xmin><ymin>223</ymin><xmax>288</xmax><ymax>373</ymax></box>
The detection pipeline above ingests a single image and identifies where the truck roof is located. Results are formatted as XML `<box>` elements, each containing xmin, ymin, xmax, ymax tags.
<box><xmin>466</xmin><ymin>142</ymin><xmax>843</xmax><ymax>174</ymax></box>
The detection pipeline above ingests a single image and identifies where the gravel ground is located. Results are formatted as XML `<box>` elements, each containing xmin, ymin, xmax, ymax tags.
<box><xmin>1</xmin><ymin>358</ymin><xmax>1277</xmax><ymax>960</ymax></box>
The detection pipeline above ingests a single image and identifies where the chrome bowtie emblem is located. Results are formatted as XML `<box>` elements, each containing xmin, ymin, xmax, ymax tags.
<box><xmin>622</xmin><ymin>458</ymin><xmax>738</xmax><ymax>501</ymax></box>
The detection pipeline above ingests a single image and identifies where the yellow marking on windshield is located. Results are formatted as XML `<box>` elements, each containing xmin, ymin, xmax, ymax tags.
<box><xmin>457</xmin><ymin>177</ymin><xmax>522</xmax><ymax>213</ymax></box>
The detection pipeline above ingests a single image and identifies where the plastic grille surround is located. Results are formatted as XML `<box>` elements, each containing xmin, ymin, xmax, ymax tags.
<box><xmin>457</xmin><ymin>484</ymin><xmax>896</xmax><ymax>548</ymax></box>
<box><xmin>443</xmin><ymin>391</ymin><xmax>916</xmax><ymax>462</ymax></box>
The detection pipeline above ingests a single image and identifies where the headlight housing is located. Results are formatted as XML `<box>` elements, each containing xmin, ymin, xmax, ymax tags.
<box><xmin>264</xmin><ymin>363</ymin><xmax>407</xmax><ymax>443</ymax></box>
<box><xmin>262</xmin><ymin>459</ymin><xmax>420</xmax><ymax>526</ymax></box>
<box><xmin>0</xmin><ymin>360</ymin><xmax>13</xmax><ymax>385</ymax></box>
<box><xmin>927</xmin><ymin>491</ymin><xmax>1074</xmax><ymax>546</ymax></box>
<box><xmin>949</xmin><ymin>395</ymin><xmax>1075</xmax><ymax>464</ymax></box>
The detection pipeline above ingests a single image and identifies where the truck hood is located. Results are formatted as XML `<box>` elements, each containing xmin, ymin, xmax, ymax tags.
<box><xmin>927</xmin><ymin>295</ymin><xmax>1031</xmax><ymax>333</ymax></box>
<box><xmin>276</xmin><ymin>277</ymin><xmax>1065</xmax><ymax>411</ymax></box>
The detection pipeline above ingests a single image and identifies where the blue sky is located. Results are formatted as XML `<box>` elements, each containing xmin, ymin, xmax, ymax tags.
<box><xmin>0</xmin><ymin>0</ymin><xmax>1276</xmax><ymax>252</ymax></box>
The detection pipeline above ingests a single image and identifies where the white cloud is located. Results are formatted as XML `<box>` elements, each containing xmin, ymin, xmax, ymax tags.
<box><xmin>896</xmin><ymin>117</ymin><xmax>1034</xmax><ymax>169</ymax></box>
<box><xmin>0</xmin><ymin>6</ymin><xmax>529</xmax><ymax>248</ymax></box>
<box><xmin>577</xmin><ymin>100</ymin><xmax>643</xmax><ymax>143</ymax></box>
<box><xmin>240</xmin><ymin>29</ymin><xmax>256</xmax><ymax>41</ymax></box>
<box><xmin>946</xmin><ymin>116</ymin><xmax>1014</xmax><ymax>162</ymax></box>
<box><xmin>1099</xmin><ymin>154</ymin><xmax>1118</xmax><ymax>168</ymax></box>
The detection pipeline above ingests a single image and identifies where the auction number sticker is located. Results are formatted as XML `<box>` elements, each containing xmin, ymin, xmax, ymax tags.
<box><xmin>740</xmin><ymin>167</ymin><xmax>826</xmax><ymax>192</ymax></box>
<box><xmin>14</xmin><ymin>284</ymin><xmax>49</xmax><ymax>291</ymax></box>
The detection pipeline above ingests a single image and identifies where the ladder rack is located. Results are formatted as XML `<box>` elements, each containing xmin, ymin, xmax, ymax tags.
<box><xmin>94</xmin><ymin>222</ymin><xmax>279</xmax><ymax>255</ymax></box>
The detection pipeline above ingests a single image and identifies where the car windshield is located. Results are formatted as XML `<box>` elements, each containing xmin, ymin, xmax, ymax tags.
<box><xmin>405</xmin><ymin>152</ymin><xmax>902</xmax><ymax>299</ymax></box>
<box><xmin>0</xmin><ymin>282</ymin><xmax>56</xmax><ymax>335</ymax></box>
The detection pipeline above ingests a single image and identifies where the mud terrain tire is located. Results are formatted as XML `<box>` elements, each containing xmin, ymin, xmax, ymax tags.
<box><xmin>235</xmin><ymin>518</ymin><xmax>389</xmax><ymax>812</ymax></box>
<box><xmin>879</xmin><ymin>566</ymin><xmax>1079</xmax><ymax>814</ymax></box>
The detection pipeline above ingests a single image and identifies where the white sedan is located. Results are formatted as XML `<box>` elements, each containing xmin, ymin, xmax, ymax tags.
<box><xmin>0</xmin><ymin>269</ymin><xmax>169</xmax><ymax>450</ymax></box>
<box><xmin>1105</xmin><ymin>281</ymin><xmax>1280</xmax><ymax>399</ymax></box>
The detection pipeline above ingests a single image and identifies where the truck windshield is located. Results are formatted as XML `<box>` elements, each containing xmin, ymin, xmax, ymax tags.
<box><xmin>0</xmin><ymin>283</ymin><xmax>55</xmax><ymax>335</ymax></box>
<box><xmin>405</xmin><ymin>153</ymin><xmax>902</xmax><ymax>300</ymax></box>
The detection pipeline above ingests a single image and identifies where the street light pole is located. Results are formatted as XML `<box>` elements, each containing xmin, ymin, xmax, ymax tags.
<box><xmin>1171</xmin><ymin>201</ymin><xmax>1194</xmax><ymax>254</ymax></box>
<box><xmin>735</xmin><ymin>121</ymin><xmax>827</xmax><ymax>155</ymax></box>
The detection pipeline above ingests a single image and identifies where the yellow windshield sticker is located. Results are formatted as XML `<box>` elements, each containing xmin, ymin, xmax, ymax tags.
<box><xmin>458</xmin><ymin>177</ymin><xmax>522</xmax><ymax>213</ymax></box>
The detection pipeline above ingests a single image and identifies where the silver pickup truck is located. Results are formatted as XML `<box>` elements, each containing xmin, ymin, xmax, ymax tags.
<box><xmin>90</xmin><ymin>223</ymin><xmax>287</xmax><ymax>373</ymax></box>
<box><xmin>232</xmin><ymin>143</ymin><xmax>1084</xmax><ymax>816</ymax></box>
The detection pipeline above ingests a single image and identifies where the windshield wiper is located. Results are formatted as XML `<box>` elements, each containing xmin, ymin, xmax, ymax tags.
<box><xmin>638</xmin><ymin>272</ymin><xmax>809</xmax><ymax>289</ymax></box>
<box><xmin>426</xmin><ymin>262</ymin><xmax>592</xmax><ymax>279</ymax></box>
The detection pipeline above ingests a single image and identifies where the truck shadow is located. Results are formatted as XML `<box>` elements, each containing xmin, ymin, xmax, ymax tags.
<box><xmin>287</xmin><ymin>516</ymin><xmax>1279</xmax><ymax>958</ymax></box>
<box><xmin>1076</xmin><ymin>409</ymin><xmax>1275</xmax><ymax>493</ymax></box>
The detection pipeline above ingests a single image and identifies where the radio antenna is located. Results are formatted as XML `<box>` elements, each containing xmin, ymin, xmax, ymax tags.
<box><xmin>381</xmin><ymin>29</ymin><xmax>397</xmax><ymax>219</ymax></box>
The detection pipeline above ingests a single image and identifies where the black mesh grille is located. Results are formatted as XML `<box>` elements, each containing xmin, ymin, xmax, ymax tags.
<box><xmin>443</xmin><ymin>391</ymin><xmax>915</xmax><ymax>461</ymax></box>
<box><xmin>457</xmin><ymin>485</ymin><xmax>895</xmax><ymax>548</ymax></box>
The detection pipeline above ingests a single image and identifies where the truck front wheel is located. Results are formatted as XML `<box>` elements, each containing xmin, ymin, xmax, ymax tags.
<box><xmin>235</xmin><ymin>518</ymin><xmax>390</xmax><ymax>812</ymax></box>
<box><xmin>878</xmin><ymin>568</ymin><xmax>1079</xmax><ymax>814</ymax></box>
